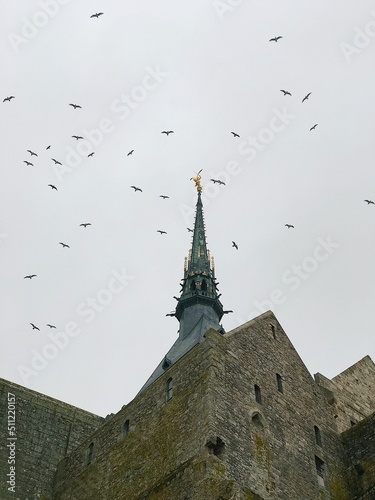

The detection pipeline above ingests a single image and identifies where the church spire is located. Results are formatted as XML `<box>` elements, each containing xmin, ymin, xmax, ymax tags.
<box><xmin>138</xmin><ymin>171</ymin><xmax>227</xmax><ymax>394</ymax></box>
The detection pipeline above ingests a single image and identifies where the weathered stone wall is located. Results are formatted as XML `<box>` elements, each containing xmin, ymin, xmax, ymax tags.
<box><xmin>342</xmin><ymin>412</ymin><xmax>375</xmax><ymax>499</ymax></box>
<box><xmin>315</xmin><ymin>355</ymin><xmax>375</xmax><ymax>433</ymax></box>
<box><xmin>207</xmin><ymin>311</ymin><xmax>353</xmax><ymax>499</ymax></box>
<box><xmin>53</xmin><ymin>338</ymin><xmax>220</xmax><ymax>499</ymax></box>
<box><xmin>0</xmin><ymin>378</ymin><xmax>103</xmax><ymax>500</ymax></box>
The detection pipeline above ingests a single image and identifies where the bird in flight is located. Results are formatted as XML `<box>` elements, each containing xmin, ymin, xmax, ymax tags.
<box><xmin>88</xmin><ymin>152</ymin><xmax>94</xmax><ymax>157</ymax></box>
<box><xmin>90</xmin><ymin>12</ymin><xmax>104</xmax><ymax>18</ymax></box>
<box><xmin>269</xmin><ymin>36</ymin><xmax>283</xmax><ymax>42</ymax></box>
<box><xmin>161</xmin><ymin>130</ymin><xmax>174</xmax><ymax>135</ymax></box>
<box><xmin>130</xmin><ymin>186</ymin><xmax>142</xmax><ymax>192</ymax></box>
<box><xmin>24</xmin><ymin>274</ymin><xmax>37</xmax><ymax>279</ymax></box>
<box><xmin>310</xmin><ymin>124</ymin><xmax>318</xmax><ymax>131</ymax></box>
<box><xmin>3</xmin><ymin>96</ymin><xmax>15</xmax><ymax>102</ymax></box>
<box><xmin>159</xmin><ymin>195</ymin><xmax>169</xmax><ymax>199</ymax></box>
<box><xmin>231</xmin><ymin>132</ymin><xmax>240</xmax><ymax>138</ymax></box>
<box><xmin>72</xmin><ymin>135</ymin><xmax>84</xmax><ymax>140</ymax></box>
<box><xmin>302</xmin><ymin>92</ymin><xmax>312</xmax><ymax>103</ymax></box>
<box><xmin>364</xmin><ymin>199</ymin><xmax>375</xmax><ymax>205</ymax></box>
<box><xmin>210</xmin><ymin>179</ymin><xmax>226</xmax><ymax>185</ymax></box>
<box><xmin>59</xmin><ymin>242</ymin><xmax>70</xmax><ymax>248</ymax></box>
<box><xmin>127</xmin><ymin>150</ymin><xmax>134</xmax><ymax>156</ymax></box>
<box><xmin>30</xmin><ymin>323</ymin><xmax>40</xmax><ymax>331</ymax></box>
<box><xmin>69</xmin><ymin>103</ymin><xmax>82</xmax><ymax>109</ymax></box>
<box><xmin>27</xmin><ymin>150</ymin><xmax>38</xmax><ymax>156</ymax></box>
<box><xmin>80</xmin><ymin>223</ymin><xmax>92</xmax><ymax>228</ymax></box>
<box><xmin>285</xmin><ymin>224</ymin><xmax>294</xmax><ymax>229</ymax></box>
<box><xmin>232</xmin><ymin>241</ymin><xmax>238</xmax><ymax>250</ymax></box>
<box><xmin>157</xmin><ymin>230</ymin><xmax>167</xmax><ymax>235</ymax></box>
<box><xmin>48</xmin><ymin>184</ymin><xmax>58</xmax><ymax>190</ymax></box>
<box><xmin>51</xmin><ymin>158</ymin><xmax>62</xmax><ymax>165</ymax></box>
<box><xmin>46</xmin><ymin>324</ymin><xmax>56</xmax><ymax>329</ymax></box>
<box><xmin>23</xmin><ymin>161</ymin><xmax>33</xmax><ymax>166</ymax></box>
<box><xmin>46</xmin><ymin>145</ymin><xmax>51</xmax><ymax>150</ymax></box>
<box><xmin>187</xmin><ymin>228</ymin><xmax>193</xmax><ymax>233</ymax></box>
<box><xmin>280</xmin><ymin>90</ymin><xmax>292</xmax><ymax>96</ymax></box>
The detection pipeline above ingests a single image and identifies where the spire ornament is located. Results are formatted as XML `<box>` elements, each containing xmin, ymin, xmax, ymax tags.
<box><xmin>190</xmin><ymin>169</ymin><xmax>203</xmax><ymax>192</ymax></box>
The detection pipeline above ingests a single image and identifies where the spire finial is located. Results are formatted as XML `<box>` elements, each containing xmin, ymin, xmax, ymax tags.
<box><xmin>190</xmin><ymin>169</ymin><xmax>203</xmax><ymax>192</ymax></box>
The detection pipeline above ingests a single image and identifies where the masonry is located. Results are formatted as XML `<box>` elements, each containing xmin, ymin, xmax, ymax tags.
<box><xmin>1</xmin><ymin>187</ymin><xmax>374</xmax><ymax>499</ymax></box>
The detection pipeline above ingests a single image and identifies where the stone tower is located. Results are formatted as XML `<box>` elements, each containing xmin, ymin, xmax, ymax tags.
<box><xmin>0</xmin><ymin>179</ymin><xmax>374</xmax><ymax>499</ymax></box>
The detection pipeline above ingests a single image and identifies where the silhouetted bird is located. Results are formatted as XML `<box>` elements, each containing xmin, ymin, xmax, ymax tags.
<box><xmin>88</xmin><ymin>152</ymin><xmax>94</xmax><ymax>157</ymax></box>
<box><xmin>51</xmin><ymin>158</ymin><xmax>62</xmax><ymax>165</ymax></box>
<box><xmin>69</xmin><ymin>103</ymin><xmax>82</xmax><ymax>109</ymax></box>
<box><xmin>80</xmin><ymin>223</ymin><xmax>92</xmax><ymax>227</ymax></box>
<box><xmin>285</xmin><ymin>224</ymin><xmax>294</xmax><ymax>229</ymax></box>
<box><xmin>48</xmin><ymin>184</ymin><xmax>57</xmax><ymax>191</ymax></box>
<box><xmin>302</xmin><ymin>92</ymin><xmax>312</xmax><ymax>103</ymax></box>
<box><xmin>310</xmin><ymin>124</ymin><xmax>318</xmax><ymax>131</ymax></box>
<box><xmin>72</xmin><ymin>135</ymin><xmax>84</xmax><ymax>140</ymax></box>
<box><xmin>127</xmin><ymin>150</ymin><xmax>134</xmax><ymax>156</ymax></box>
<box><xmin>27</xmin><ymin>150</ymin><xmax>38</xmax><ymax>156</ymax></box>
<box><xmin>269</xmin><ymin>36</ymin><xmax>283</xmax><ymax>42</ymax></box>
<box><xmin>210</xmin><ymin>179</ymin><xmax>226</xmax><ymax>185</ymax></box>
<box><xmin>130</xmin><ymin>186</ymin><xmax>142</xmax><ymax>192</ymax></box>
<box><xmin>90</xmin><ymin>12</ymin><xmax>103</xmax><ymax>18</ymax></box>
<box><xmin>59</xmin><ymin>242</ymin><xmax>70</xmax><ymax>248</ymax></box>
<box><xmin>24</xmin><ymin>275</ymin><xmax>37</xmax><ymax>279</ymax></box>
<box><xmin>23</xmin><ymin>161</ymin><xmax>33</xmax><ymax>166</ymax></box>
<box><xmin>161</xmin><ymin>130</ymin><xmax>174</xmax><ymax>135</ymax></box>
<box><xmin>157</xmin><ymin>230</ymin><xmax>167</xmax><ymax>235</ymax></box>
<box><xmin>159</xmin><ymin>195</ymin><xmax>169</xmax><ymax>199</ymax></box>
<box><xmin>280</xmin><ymin>90</ymin><xmax>292</xmax><ymax>96</ymax></box>
<box><xmin>232</xmin><ymin>241</ymin><xmax>238</xmax><ymax>250</ymax></box>
<box><xmin>231</xmin><ymin>132</ymin><xmax>240</xmax><ymax>138</ymax></box>
<box><xmin>30</xmin><ymin>323</ymin><xmax>40</xmax><ymax>330</ymax></box>
<box><xmin>46</xmin><ymin>145</ymin><xmax>51</xmax><ymax>150</ymax></box>
<box><xmin>46</xmin><ymin>324</ymin><xmax>56</xmax><ymax>329</ymax></box>
<box><xmin>187</xmin><ymin>228</ymin><xmax>193</xmax><ymax>232</ymax></box>
<box><xmin>364</xmin><ymin>200</ymin><xmax>375</xmax><ymax>205</ymax></box>
<box><xmin>3</xmin><ymin>96</ymin><xmax>15</xmax><ymax>102</ymax></box>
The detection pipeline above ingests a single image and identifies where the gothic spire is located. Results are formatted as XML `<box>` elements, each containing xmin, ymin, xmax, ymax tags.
<box><xmin>138</xmin><ymin>172</ymin><xmax>226</xmax><ymax>393</ymax></box>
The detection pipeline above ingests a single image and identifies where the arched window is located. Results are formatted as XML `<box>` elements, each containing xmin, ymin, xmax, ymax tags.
<box><xmin>123</xmin><ymin>419</ymin><xmax>130</xmax><ymax>437</ymax></box>
<box><xmin>201</xmin><ymin>279</ymin><xmax>207</xmax><ymax>291</ymax></box>
<box><xmin>166</xmin><ymin>377</ymin><xmax>173</xmax><ymax>401</ymax></box>
<box><xmin>87</xmin><ymin>442</ymin><xmax>94</xmax><ymax>465</ymax></box>
<box><xmin>190</xmin><ymin>280</ymin><xmax>196</xmax><ymax>291</ymax></box>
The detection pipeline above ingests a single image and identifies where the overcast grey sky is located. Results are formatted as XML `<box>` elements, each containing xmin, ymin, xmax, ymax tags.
<box><xmin>1</xmin><ymin>1</ymin><xmax>374</xmax><ymax>417</ymax></box>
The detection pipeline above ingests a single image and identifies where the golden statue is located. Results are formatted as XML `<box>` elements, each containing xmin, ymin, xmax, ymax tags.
<box><xmin>190</xmin><ymin>169</ymin><xmax>203</xmax><ymax>191</ymax></box>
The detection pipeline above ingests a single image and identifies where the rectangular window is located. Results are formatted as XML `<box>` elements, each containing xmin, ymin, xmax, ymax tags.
<box><xmin>254</xmin><ymin>384</ymin><xmax>262</xmax><ymax>404</ymax></box>
<box><xmin>314</xmin><ymin>426</ymin><xmax>322</xmax><ymax>447</ymax></box>
<box><xmin>276</xmin><ymin>373</ymin><xmax>283</xmax><ymax>393</ymax></box>
<box><xmin>315</xmin><ymin>456</ymin><xmax>325</xmax><ymax>487</ymax></box>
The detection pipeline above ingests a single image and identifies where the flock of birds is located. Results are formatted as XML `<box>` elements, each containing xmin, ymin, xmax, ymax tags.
<box><xmin>4</xmin><ymin>31</ymin><xmax>374</xmax><ymax>336</ymax></box>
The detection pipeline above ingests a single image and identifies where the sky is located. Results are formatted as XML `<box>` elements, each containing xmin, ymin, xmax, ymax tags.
<box><xmin>1</xmin><ymin>1</ymin><xmax>375</xmax><ymax>417</ymax></box>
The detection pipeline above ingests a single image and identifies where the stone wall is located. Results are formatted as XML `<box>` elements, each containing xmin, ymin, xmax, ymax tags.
<box><xmin>342</xmin><ymin>412</ymin><xmax>375</xmax><ymax>499</ymax></box>
<box><xmin>207</xmin><ymin>311</ymin><xmax>352</xmax><ymax>499</ymax></box>
<box><xmin>315</xmin><ymin>355</ymin><xmax>375</xmax><ymax>433</ymax></box>
<box><xmin>0</xmin><ymin>378</ymin><xmax>103</xmax><ymax>500</ymax></box>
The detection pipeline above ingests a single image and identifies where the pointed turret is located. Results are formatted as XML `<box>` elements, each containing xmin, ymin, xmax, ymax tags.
<box><xmin>138</xmin><ymin>172</ymin><xmax>227</xmax><ymax>394</ymax></box>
